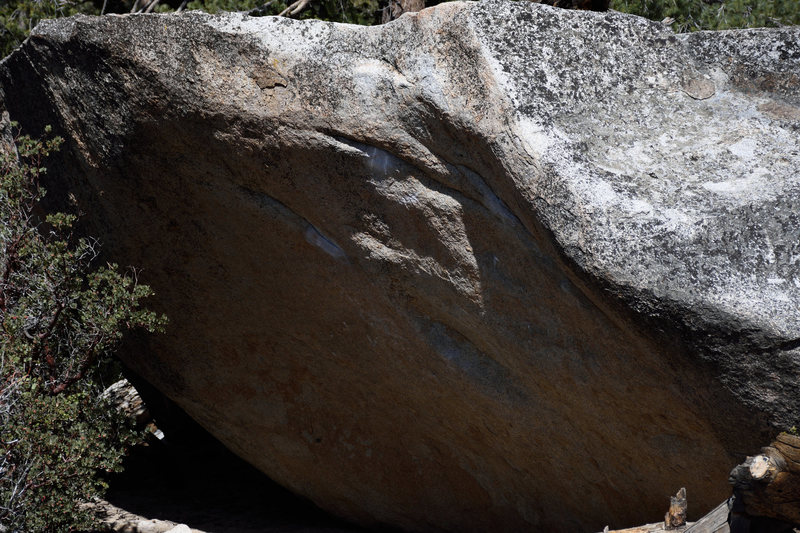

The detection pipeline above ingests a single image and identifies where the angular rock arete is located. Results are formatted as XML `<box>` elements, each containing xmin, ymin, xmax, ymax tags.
<box><xmin>1</xmin><ymin>2</ymin><xmax>799</xmax><ymax>531</ymax></box>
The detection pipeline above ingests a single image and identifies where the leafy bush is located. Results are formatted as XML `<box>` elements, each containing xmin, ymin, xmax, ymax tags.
<box><xmin>2</xmin><ymin>0</ymin><xmax>799</xmax><ymax>58</ymax></box>
<box><xmin>0</xmin><ymin>126</ymin><xmax>166</xmax><ymax>532</ymax></box>
<box><xmin>610</xmin><ymin>0</ymin><xmax>800</xmax><ymax>32</ymax></box>
<box><xmin>0</xmin><ymin>0</ymin><xmax>384</xmax><ymax>56</ymax></box>
<box><xmin>0</xmin><ymin>0</ymin><xmax>97</xmax><ymax>58</ymax></box>
<box><xmin>179</xmin><ymin>0</ymin><xmax>381</xmax><ymax>25</ymax></box>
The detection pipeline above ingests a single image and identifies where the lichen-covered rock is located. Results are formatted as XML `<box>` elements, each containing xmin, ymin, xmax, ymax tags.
<box><xmin>1</xmin><ymin>2</ymin><xmax>798</xmax><ymax>531</ymax></box>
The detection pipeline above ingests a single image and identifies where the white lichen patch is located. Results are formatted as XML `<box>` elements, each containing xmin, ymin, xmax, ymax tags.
<box><xmin>728</xmin><ymin>137</ymin><xmax>758</xmax><ymax>159</ymax></box>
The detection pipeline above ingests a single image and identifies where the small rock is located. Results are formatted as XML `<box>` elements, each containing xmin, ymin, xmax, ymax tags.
<box><xmin>136</xmin><ymin>520</ymin><xmax>183</xmax><ymax>533</ymax></box>
<box><xmin>101</xmin><ymin>379</ymin><xmax>151</xmax><ymax>428</ymax></box>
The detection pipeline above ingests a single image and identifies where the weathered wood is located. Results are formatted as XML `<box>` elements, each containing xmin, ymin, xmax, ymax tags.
<box><xmin>600</xmin><ymin>522</ymin><xmax>687</xmax><ymax>533</ymax></box>
<box><xmin>666</xmin><ymin>488</ymin><xmax>688</xmax><ymax>529</ymax></box>
<box><xmin>729</xmin><ymin>432</ymin><xmax>800</xmax><ymax>525</ymax></box>
<box><xmin>685</xmin><ymin>500</ymin><xmax>730</xmax><ymax>533</ymax></box>
<box><xmin>597</xmin><ymin>492</ymin><xmax>726</xmax><ymax>533</ymax></box>
<box><xmin>602</xmin><ymin>434</ymin><xmax>800</xmax><ymax>533</ymax></box>
<box><xmin>749</xmin><ymin>455</ymin><xmax>778</xmax><ymax>482</ymax></box>
<box><xmin>597</xmin><ymin>501</ymin><xmax>731</xmax><ymax>533</ymax></box>
<box><xmin>597</xmin><ymin>521</ymin><xmax>727</xmax><ymax>533</ymax></box>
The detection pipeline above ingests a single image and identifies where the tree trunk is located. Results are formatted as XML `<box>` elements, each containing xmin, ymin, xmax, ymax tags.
<box><xmin>381</xmin><ymin>0</ymin><xmax>425</xmax><ymax>24</ymax></box>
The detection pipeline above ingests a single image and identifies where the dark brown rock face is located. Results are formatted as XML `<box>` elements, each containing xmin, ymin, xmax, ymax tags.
<box><xmin>1</xmin><ymin>2</ymin><xmax>798</xmax><ymax>531</ymax></box>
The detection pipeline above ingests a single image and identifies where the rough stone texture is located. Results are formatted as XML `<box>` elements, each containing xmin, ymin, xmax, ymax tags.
<box><xmin>83</xmin><ymin>499</ymin><xmax>195</xmax><ymax>533</ymax></box>
<box><xmin>1</xmin><ymin>2</ymin><xmax>798</xmax><ymax>531</ymax></box>
<box><xmin>101</xmin><ymin>379</ymin><xmax>152</xmax><ymax>428</ymax></box>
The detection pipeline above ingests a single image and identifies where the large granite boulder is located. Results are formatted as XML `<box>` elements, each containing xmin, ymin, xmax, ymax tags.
<box><xmin>1</xmin><ymin>2</ymin><xmax>798</xmax><ymax>531</ymax></box>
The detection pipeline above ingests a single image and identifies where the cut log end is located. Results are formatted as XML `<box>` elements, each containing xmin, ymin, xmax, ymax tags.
<box><xmin>749</xmin><ymin>455</ymin><xmax>772</xmax><ymax>480</ymax></box>
<box><xmin>665</xmin><ymin>487</ymin><xmax>688</xmax><ymax>529</ymax></box>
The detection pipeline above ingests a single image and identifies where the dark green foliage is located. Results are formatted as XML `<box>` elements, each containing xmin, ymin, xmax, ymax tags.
<box><xmin>609</xmin><ymin>0</ymin><xmax>800</xmax><ymax>31</ymax></box>
<box><xmin>183</xmin><ymin>0</ymin><xmax>263</xmax><ymax>13</ymax></box>
<box><xmin>0</xmin><ymin>0</ymin><xmax>98</xmax><ymax>58</ymax></box>
<box><xmin>183</xmin><ymin>0</ymin><xmax>381</xmax><ymax>24</ymax></box>
<box><xmin>0</xmin><ymin>0</ymin><xmax>384</xmax><ymax>56</ymax></box>
<box><xmin>2</xmin><ymin>0</ymin><xmax>799</xmax><ymax>58</ymax></box>
<box><xmin>1</xmin><ymin>390</ymin><xmax>138</xmax><ymax>531</ymax></box>
<box><xmin>0</xmin><ymin>126</ymin><xmax>166</xmax><ymax>531</ymax></box>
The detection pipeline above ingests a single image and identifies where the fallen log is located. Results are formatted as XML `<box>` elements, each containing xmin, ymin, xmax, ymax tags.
<box><xmin>600</xmin><ymin>429</ymin><xmax>800</xmax><ymax>533</ymax></box>
<box><xmin>684</xmin><ymin>500</ymin><xmax>730</xmax><ymax>533</ymax></box>
<box><xmin>598</xmin><ymin>491</ymin><xmax>726</xmax><ymax>533</ymax></box>
<box><xmin>727</xmin><ymin>432</ymin><xmax>800</xmax><ymax>531</ymax></box>
<box><xmin>602</xmin><ymin>524</ymin><xmax>690</xmax><ymax>533</ymax></box>
<box><xmin>600</xmin><ymin>433</ymin><xmax>800</xmax><ymax>533</ymax></box>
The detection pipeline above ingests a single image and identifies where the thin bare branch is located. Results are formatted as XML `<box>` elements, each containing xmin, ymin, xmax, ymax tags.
<box><xmin>279</xmin><ymin>0</ymin><xmax>310</xmax><ymax>17</ymax></box>
<box><xmin>143</xmin><ymin>0</ymin><xmax>160</xmax><ymax>13</ymax></box>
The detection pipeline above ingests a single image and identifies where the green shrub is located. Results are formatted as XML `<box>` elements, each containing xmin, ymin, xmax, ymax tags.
<box><xmin>0</xmin><ymin>126</ymin><xmax>166</xmax><ymax>532</ymax></box>
<box><xmin>182</xmin><ymin>0</ymin><xmax>381</xmax><ymax>24</ymax></box>
<box><xmin>609</xmin><ymin>0</ymin><xmax>800</xmax><ymax>31</ymax></box>
<box><xmin>2</xmin><ymin>0</ymin><xmax>800</xmax><ymax>59</ymax></box>
<box><xmin>0</xmin><ymin>0</ymin><xmax>100</xmax><ymax>58</ymax></box>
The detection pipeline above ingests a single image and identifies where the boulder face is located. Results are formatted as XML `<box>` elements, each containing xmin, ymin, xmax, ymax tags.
<box><xmin>2</xmin><ymin>2</ymin><xmax>799</xmax><ymax>531</ymax></box>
